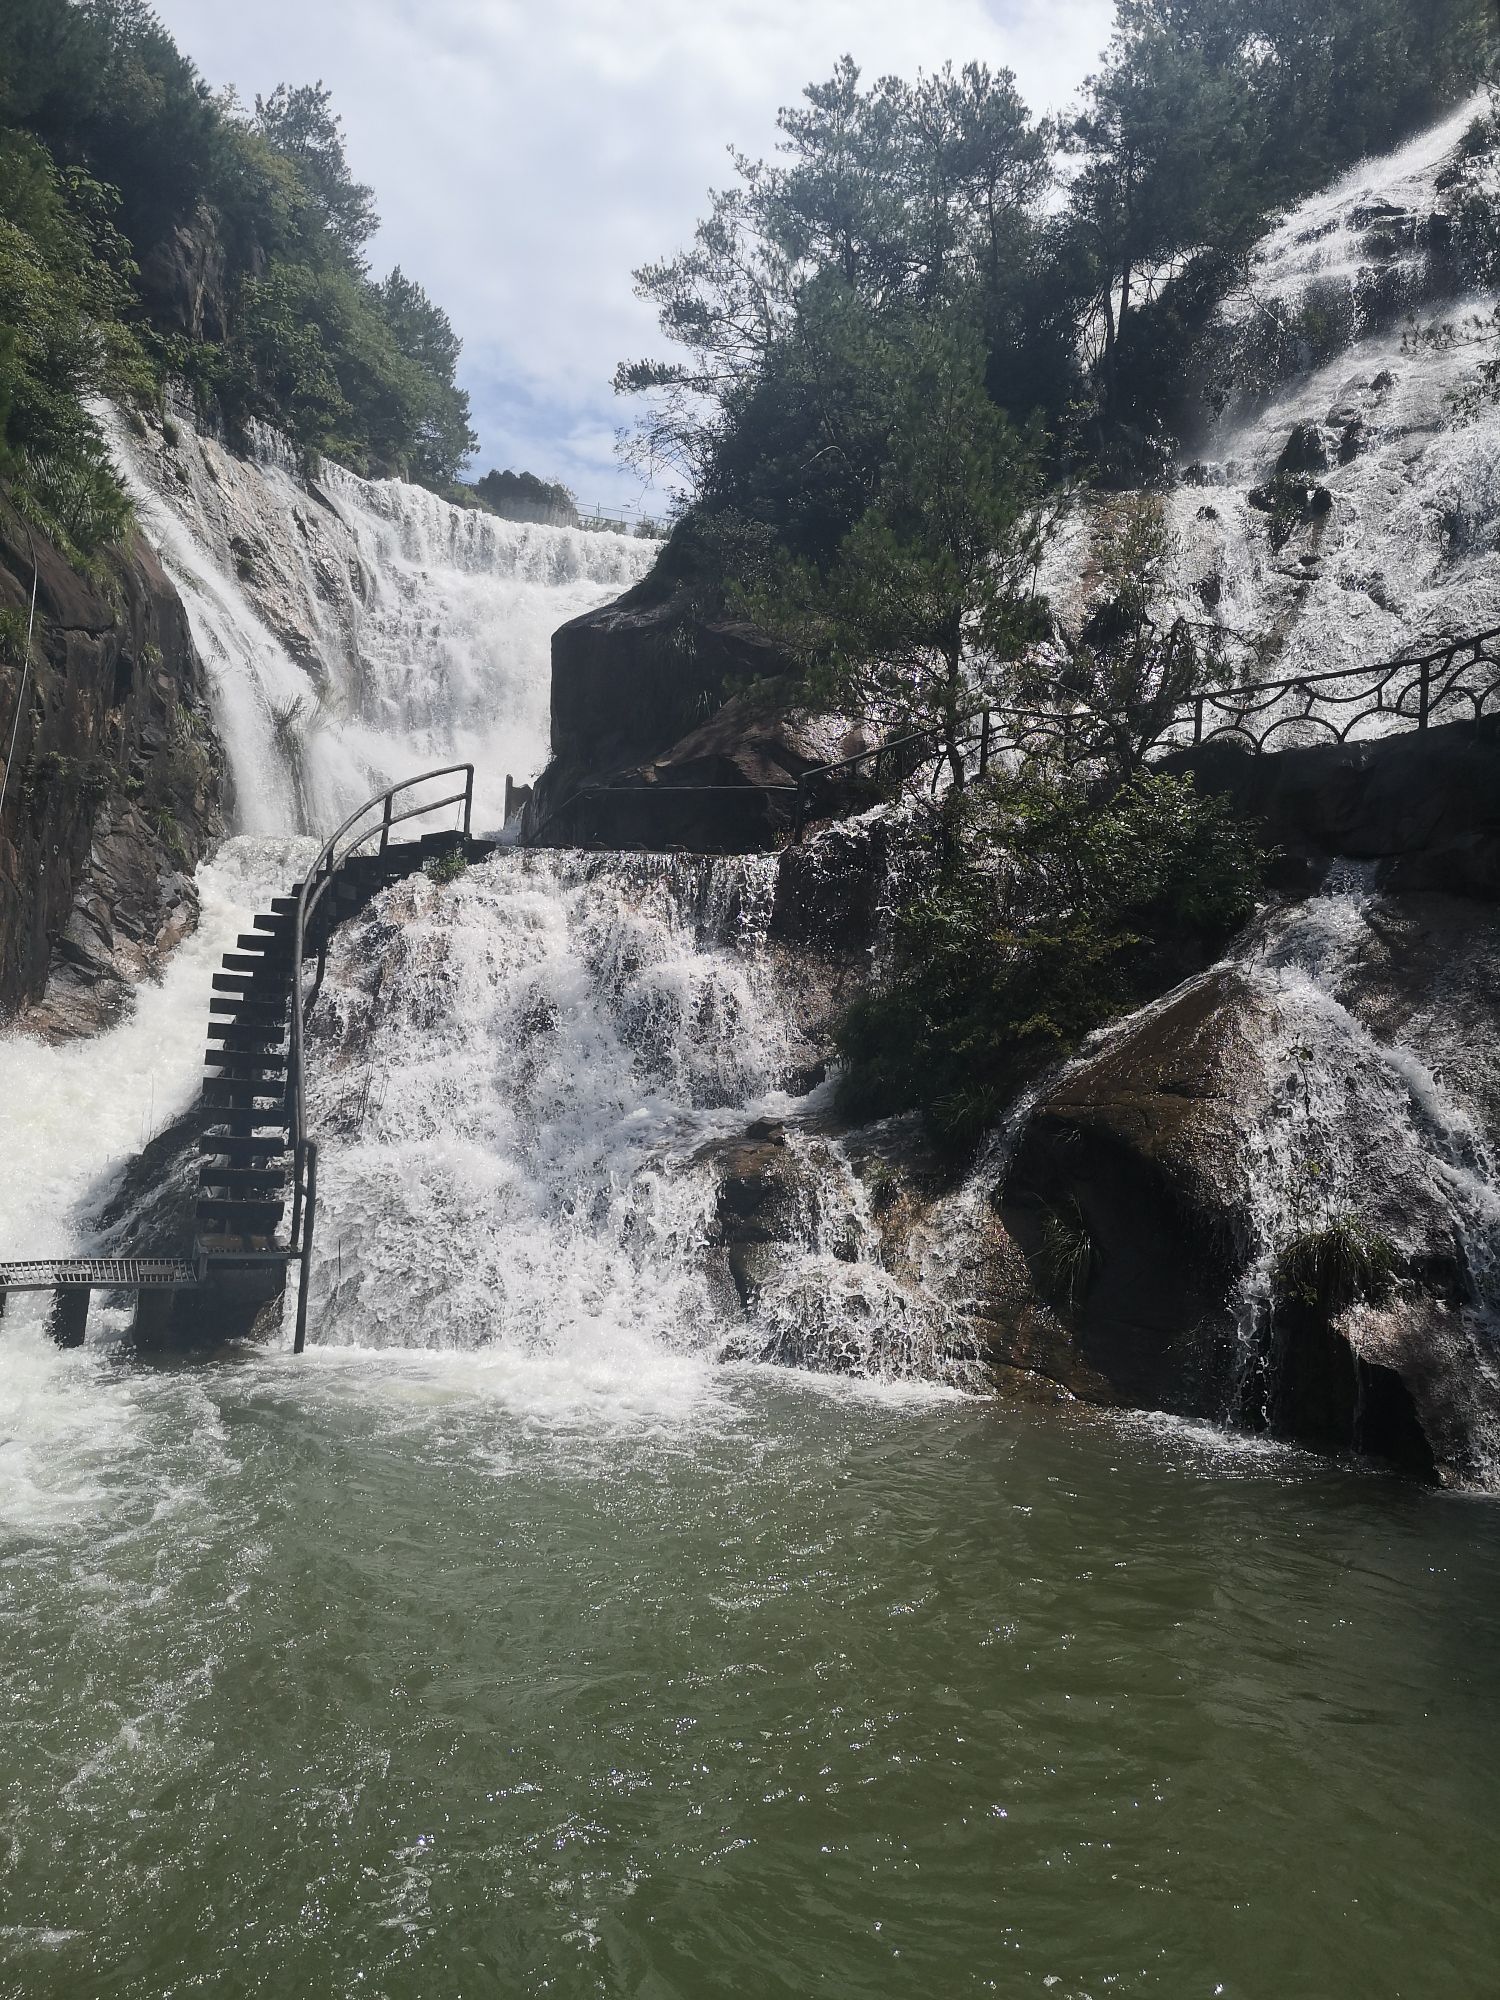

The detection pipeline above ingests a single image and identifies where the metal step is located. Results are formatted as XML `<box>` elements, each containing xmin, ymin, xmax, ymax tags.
<box><xmin>202</xmin><ymin>1107</ymin><xmax>290</xmax><ymax>1138</ymax></box>
<box><xmin>222</xmin><ymin>950</ymin><xmax>286</xmax><ymax>975</ymax></box>
<box><xmin>196</xmin><ymin>1197</ymin><xmax>285</xmax><ymax>1232</ymax></box>
<box><xmin>204</xmin><ymin>1056</ymin><xmax>287</xmax><ymax>1081</ymax></box>
<box><xmin>198</xmin><ymin>1166</ymin><xmax>286</xmax><ymax>1195</ymax></box>
<box><xmin>206</xmin><ymin>1024</ymin><xmax>288</xmax><ymax>1056</ymax></box>
<box><xmin>198</xmin><ymin>1134</ymin><xmax>290</xmax><ymax>1162</ymax></box>
<box><xmin>202</xmin><ymin>1079</ymin><xmax>288</xmax><ymax>1110</ymax></box>
<box><xmin>235</xmin><ymin>931</ymin><xmax>293</xmax><ymax>955</ymax></box>
<box><xmin>208</xmin><ymin>996</ymin><xmax>288</xmax><ymax>1022</ymax></box>
<box><xmin>212</xmin><ymin>972</ymin><xmax>286</xmax><ymax>998</ymax></box>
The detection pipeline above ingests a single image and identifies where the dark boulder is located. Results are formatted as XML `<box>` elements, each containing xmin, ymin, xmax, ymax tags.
<box><xmin>697</xmin><ymin>1118</ymin><xmax>831</xmax><ymax>1309</ymax></box>
<box><xmin>1276</xmin><ymin>421</ymin><xmax>1331</xmax><ymax>475</ymax></box>
<box><xmin>547</xmin><ymin>590</ymin><xmax>791</xmax><ymax>795</ymax></box>
<box><xmin>1000</xmin><ymin>970</ymin><xmax>1265</xmax><ymax>1416</ymax></box>
<box><xmin>535</xmin><ymin>583</ymin><xmax>872</xmax><ymax>851</ymax></box>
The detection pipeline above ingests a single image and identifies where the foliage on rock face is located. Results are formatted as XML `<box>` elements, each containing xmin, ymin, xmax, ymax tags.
<box><xmin>1275</xmin><ymin>1217</ymin><xmax>1398</xmax><ymax>1313</ymax></box>
<box><xmin>1027</xmin><ymin>497</ymin><xmax>1230</xmax><ymax>774</ymax></box>
<box><xmin>836</xmin><ymin>772</ymin><xmax>1267</xmax><ymax>1150</ymax></box>
<box><xmin>0</xmin><ymin>131</ymin><xmax>147</xmax><ymax>557</ymax></box>
<box><xmin>0</xmin><ymin>0</ymin><xmax>476</xmax><ymax>537</ymax></box>
<box><xmin>621</xmin><ymin>0</ymin><xmax>1494</xmax><ymax>547</ymax></box>
<box><xmin>736</xmin><ymin>324</ymin><xmax>1055</xmax><ymax>782</ymax></box>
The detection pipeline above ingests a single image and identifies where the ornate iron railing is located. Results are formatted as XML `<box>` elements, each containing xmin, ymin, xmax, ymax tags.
<box><xmin>793</xmin><ymin>626</ymin><xmax>1500</xmax><ymax>831</ymax></box>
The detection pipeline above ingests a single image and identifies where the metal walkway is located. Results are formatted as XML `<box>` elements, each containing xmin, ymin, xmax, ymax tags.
<box><xmin>0</xmin><ymin>1257</ymin><xmax>201</xmax><ymax>1294</ymax></box>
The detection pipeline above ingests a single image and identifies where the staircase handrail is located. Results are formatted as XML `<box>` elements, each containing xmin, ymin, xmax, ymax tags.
<box><xmin>286</xmin><ymin>765</ymin><xmax>474</xmax><ymax>1269</ymax></box>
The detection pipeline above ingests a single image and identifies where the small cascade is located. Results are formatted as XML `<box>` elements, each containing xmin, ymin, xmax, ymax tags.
<box><xmin>294</xmin><ymin>849</ymin><xmax>983</xmax><ymax>1389</ymax></box>
<box><xmin>1225</xmin><ymin>866</ymin><xmax>1500</xmax><ymax>1474</ymax></box>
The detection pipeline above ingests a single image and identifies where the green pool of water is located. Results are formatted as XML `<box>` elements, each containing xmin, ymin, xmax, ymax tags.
<box><xmin>2</xmin><ymin>1343</ymin><xmax>1497</xmax><ymax>1998</ymax></box>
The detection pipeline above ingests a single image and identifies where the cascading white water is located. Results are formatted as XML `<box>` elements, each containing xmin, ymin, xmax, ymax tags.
<box><xmin>1222</xmin><ymin>869</ymin><xmax>1500</xmax><ymax>1473</ymax></box>
<box><xmin>1044</xmin><ymin>92</ymin><xmax>1500</xmax><ymax>711</ymax></box>
<box><xmin>99</xmin><ymin>406</ymin><xmax>653</xmax><ymax>832</ymax></box>
<box><xmin>1166</xmin><ymin>94</ymin><xmax>1500</xmax><ymax>686</ymax></box>
<box><xmin>294</xmin><ymin>847</ymin><xmax>980</xmax><ymax>1399</ymax></box>
<box><xmin>1</xmin><ymin>411</ymin><xmax>974</xmax><ymax>1393</ymax></box>
<box><xmin>0</xmin><ymin>413</ymin><xmax>654</xmax><ymax>1350</ymax></box>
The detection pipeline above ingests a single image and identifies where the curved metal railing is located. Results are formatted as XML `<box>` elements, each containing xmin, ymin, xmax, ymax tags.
<box><xmin>792</xmin><ymin>625</ymin><xmax>1500</xmax><ymax>832</ymax></box>
<box><xmin>285</xmin><ymin>765</ymin><xmax>474</xmax><ymax>1349</ymax></box>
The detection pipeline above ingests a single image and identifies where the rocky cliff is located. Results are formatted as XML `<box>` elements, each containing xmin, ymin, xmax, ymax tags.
<box><xmin>531</xmin><ymin>583</ymin><xmax>873</xmax><ymax>850</ymax></box>
<box><xmin>0</xmin><ymin>502</ymin><xmax>224</xmax><ymax>1036</ymax></box>
<box><xmin>711</xmin><ymin>721</ymin><xmax>1500</xmax><ymax>1485</ymax></box>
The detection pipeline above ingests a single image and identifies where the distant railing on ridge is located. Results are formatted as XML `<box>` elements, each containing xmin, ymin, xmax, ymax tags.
<box><xmin>794</xmin><ymin>624</ymin><xmax>1500</xmax><ymax>835</ymax></box>
<box><xmin>519</xmin><ymin>626</ymin><xmax>1500</xmax><ymax>852</ymax></box>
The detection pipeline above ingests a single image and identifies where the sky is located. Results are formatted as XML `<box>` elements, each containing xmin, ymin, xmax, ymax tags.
<box><xmin>151</xmin><ymin>0</ymin><xmax>1117</xmax><ymax>513</ymax></box>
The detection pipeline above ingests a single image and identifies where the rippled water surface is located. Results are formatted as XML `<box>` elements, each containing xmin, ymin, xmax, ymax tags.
<box><xmin>3</xmin><ymin>1342</ymin><xmax>1498</xmax><ymax>1999</ymax></box>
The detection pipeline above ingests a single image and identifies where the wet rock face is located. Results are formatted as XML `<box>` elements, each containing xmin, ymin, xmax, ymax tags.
<box><xmin>137</xmin><ymin>209</ymin><xmax>231</xmax><ymax>345</ymax></box>
<box><xmin>987</xmin><ymin>877</ymin><xmax>1500</xmax><ymax>1485</ymax></box>
<box><xmin>1173</xmin><ymin>718</ymin><xmax>1500</xmax><ymax>901</ymax></box>
<box><xmin>537</xmin><ymin>587</ymin><xmax>873</xmax><ymax>851</ymax></box>
<box><xmin>547</xmin><ymin>592</ymin><xmax>792</xmax><ymax>794</ymax></box>
<box><xmin>0</xmin><ymin>508</ymin><xmax>224</xmax><ymax>1033</ymax></box>
<box><xmin>699</xmin><ymin>1118</ymin><xmax>847</xmax><ymax>1311</ymax></box>
<box><xmin>1001</xmin><ymin>972</ymin><xmax>1268</xmax><ymax>1417</ymax></box>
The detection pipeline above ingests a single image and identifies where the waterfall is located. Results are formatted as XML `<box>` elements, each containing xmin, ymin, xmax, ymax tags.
<box><xmin>1044</xmin><ymin>91</ymin><xmax>1500</xmax><ymax>706</ymax></box>
<box><xmin>293</xmin><ymin>847</ymin><xmax>981</xmax><ymax>1394</ymax></box>
<box><xmin>1</xmin><ymin>411</ymin><xmax>978</xmax><ymax>1388</ymax></box>
<box><xmin>0</xmin><ymin>412</ymin><xmax>653</xmax><ymax>1342</ymax></box>
<box><xmin>1225</xmin><ymin>868</ymin><xmax>1500</xmax><ymax>1476</ymax></box>
<box><xmin>98</xmin><ymin>406</ymin><xmax>652</xmax><ymax>832</ymax></box>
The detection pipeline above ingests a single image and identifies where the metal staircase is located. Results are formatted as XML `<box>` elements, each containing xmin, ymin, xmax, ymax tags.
<box><xmin>1</xmin><ymin>765</ymin><xmax>494</xmax><ymax>1350</ymax></box>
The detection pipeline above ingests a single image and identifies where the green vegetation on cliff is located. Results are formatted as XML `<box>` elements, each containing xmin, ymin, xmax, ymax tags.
<box><xmin>0</xmin><ymin>0</ymin><xmax>476</xmax><ymax>553</ymax></box>
<box><xmin>838</xmin><ymin>771</ymin><xmax>1267</xmax><ymax>1150</ymax></box>
<box><xmin>612</xmin><ymin>0</ymin><xmax>1489</xmax><ymax>1151</ymax></box>
<box><xmin>622</xmin><ymin>0</ymin><xmax>1493</xmax><ymax>548</ymax></box>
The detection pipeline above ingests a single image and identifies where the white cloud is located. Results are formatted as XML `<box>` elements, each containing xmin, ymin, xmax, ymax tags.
<box><xmin>152</xmin><ymin>0</ymin><xmax>1114</xmax><ymax>506</ymax></box>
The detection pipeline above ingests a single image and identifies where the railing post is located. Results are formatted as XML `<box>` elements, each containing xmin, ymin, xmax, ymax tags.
<box><xmin>463</xmin><ymin>766</ymin><xmax>474</xmax><ymax>840</ymax></box>
<box><xmin>293</xmin><ymin>1143</ymin><xmax>318</xmax><ymax>1356</ymax></box>
<box><xmin>289</xmin><ymin>1136</ymin><xmax>305</xmax><ymax>1251</ymax></box>
<box><xmin>1418</xmin><ymin>659</ymin><xmax>1431</xmax><ymax>730</ymax></box>
<box><xmin>1194</xmin><ymin>695</ymin><xmax>1204</xmax><ymax>746</ymax></box>
<box><xmin>979</xmin><ymin>710</ymin><xmax>992</xmax><ymax>779</ymax></box>
<box><xmin>379</xmin><ymin>793</ymin><xmax>394</xmax><ymax>854</ymax></box>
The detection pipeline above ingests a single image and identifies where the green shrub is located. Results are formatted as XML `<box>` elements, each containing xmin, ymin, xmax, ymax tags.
<box><xmin>836</xmin><ymin>770</ymin><xmax>1266</xmax><ymax>1150</ymax></box>
<box><xmin>1274</xmin><ymin>1216</ymin><xmax>1398</xmax><ymax>1314</ymax></box>
<box><xmin>1036</xmin><ymin>1202</ymin><xmax>1095</xmax><ymax>1312</ymax></box>
<box><xmin>423</xmin><ymin>849</ymin><xmax>467</xmax><ymax>885</ymax></box>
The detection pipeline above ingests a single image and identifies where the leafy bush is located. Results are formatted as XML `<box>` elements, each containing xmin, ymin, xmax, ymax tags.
<box><xmin>0</xmin><ymin>134</ymin><xmax>153</xmax><ymax>556</ymax></box>
<box><xmin>423</xmin><ymin>850</ymin><xmax>468</xmax><ymax>885</ymax></box>
<box><xmin>1275</xmin><ymin>1217</ymin><xmax>1398</xmax><ymax>1314</ymax></box>
<box><xmin>836</xmin><ymin>770</ymin><xmax>1267</xmax><ymax>1149</ymax></box>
